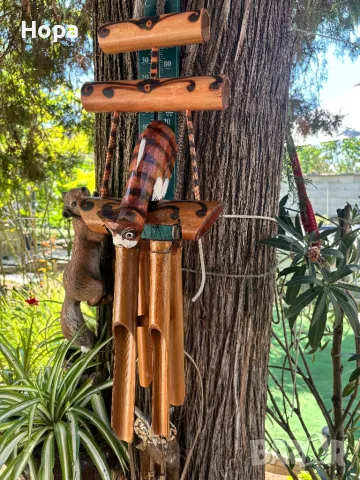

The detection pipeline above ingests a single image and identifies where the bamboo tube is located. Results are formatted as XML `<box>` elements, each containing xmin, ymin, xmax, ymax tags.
<box><xmin>97</xmin><ymin>9</ymin><xmax>210</xmax><ymax>54</ymax></box>
<box><xmin>81</xmin><ymin>75</ymin><xmax>230</xmax><ymax>113</ymax></box>
<box><xmin>112</xmin><ymin>246</ymin><xmax>139</xmax><ymax>443</ymax></box>
<box><xmin>149</xmin><ymin>241</ymin><xmax>172</xmax><ymax>438</ymax></box>
<box><xmin>78</xmin><ymin>198</ymin><xmax>223</xmax><ymax>241</ymax></box>
<box><xmin>169</xmin><ymin>242</ymin><xmax>185</xmax><ymax>406</ymax></box>
<box><xmin>137</xmin><ymin>240</ymin><xmax>153</xmax><ymax>388</ymax></box>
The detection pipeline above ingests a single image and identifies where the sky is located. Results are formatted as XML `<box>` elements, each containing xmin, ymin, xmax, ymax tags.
<box><xmin>300</xmin><ymin>45</ymin><xmax>360</xmax><ymax>145</ymax></box>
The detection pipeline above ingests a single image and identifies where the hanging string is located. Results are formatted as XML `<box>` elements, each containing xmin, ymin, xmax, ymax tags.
<box><xmin>185</xmin><ymin>109</ymin><xmax>206</xmax><ymax>302</ymax></box>
<box><xmin>185</xmin><ymin>214</ymin><xmax>278</xmax><ymax>288</ymax></box>
<box><xmin>101</xmin><ymin>111</ymin><xmax>120</xmax><ymax>198</ymax></box>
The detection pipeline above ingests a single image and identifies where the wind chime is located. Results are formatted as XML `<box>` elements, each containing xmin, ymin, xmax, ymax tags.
<box><xmin>66</xmin><ymin>5</ymin><xmax>229</xmax><ymax>470</ymax></box>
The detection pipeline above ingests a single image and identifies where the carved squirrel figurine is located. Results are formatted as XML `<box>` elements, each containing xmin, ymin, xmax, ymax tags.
<box><xmin>61</xmin><ymin>187</ymin><xmax>110</xmax><ymax>350</ymax></box>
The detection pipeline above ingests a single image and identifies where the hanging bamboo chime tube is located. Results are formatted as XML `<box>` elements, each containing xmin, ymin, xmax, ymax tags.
<box><xmin>169</xmin><ymin>241</ymin><xmax>186</xmax><ymax>406</ymax></box>
<box><xmin>149</xmin><ymin>241</ymin><xmax>172</xmax><ymax>438</ymax></box>
<box><xmin>111</xmin><ymin>246</ymin><xmax>139</xmax><ymax>443</ymax></box>
<box><xmin>97</xmin><ymin>9</ymin><xmax>210</xmax><ymax>54</ymax></box>
<box><xmin>137</xmin><ymin>240</ymin><xmax>153</xmax><ymax>388</ymax></box>
<box><xmin>81</xmin><ymin>75</ymin><xmax>230</xmax><ymax>113</ymax></box>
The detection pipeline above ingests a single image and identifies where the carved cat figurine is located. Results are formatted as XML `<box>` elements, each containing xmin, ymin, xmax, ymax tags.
<box><xmin>61</xmin><ymin>187</ymin><xmax>110</xmax><ymax>350</ymax></box>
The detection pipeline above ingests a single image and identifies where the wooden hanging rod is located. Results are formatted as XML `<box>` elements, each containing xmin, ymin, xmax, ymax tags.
<box><xmin>78</xmin><ymin>197</ymin><xmax>223</xmax><ymax>241</ymax></box>
<box><xmin>97</xmin><ymin>9</ymin><xmax>210</xmax><ymax>54</ymax></box>
<box><xmin>81</xmin><ymin>75</ymin><xmax>230</xmax><ymax>113</ymax></box>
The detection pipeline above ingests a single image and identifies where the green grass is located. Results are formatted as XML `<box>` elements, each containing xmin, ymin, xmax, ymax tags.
<box><xmin>267</xmin><ymin>316</ymin><xmax>357</xmax><ymax>447</ymax></box>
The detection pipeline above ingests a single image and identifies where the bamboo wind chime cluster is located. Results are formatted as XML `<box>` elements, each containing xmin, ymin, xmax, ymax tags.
<box><xmin>79</xmin><ymin>8</ymin><xmax>229</xmax><ymax>449</ymax></box>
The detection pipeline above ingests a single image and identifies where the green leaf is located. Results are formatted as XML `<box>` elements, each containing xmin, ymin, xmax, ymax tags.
<box><xmin>335</xmin><ymin>283</ymin><xmax>360</xmax><ymax>294</ymax></box>
<box><xmin>308</xmin><ymin>294</ymin><xmax>327</xmax><ymax>348</ymax></box>
<box><xmin>286</xmin><ymin>288</ymin><xmax>321</xmax><ymax>319</ymax></box>
<box><xmin>277</xmin><ymin>266</ymin><xmax>301</xmax><ymax>278</ymax></box>
<box><xmin>260</xmin><ymin>237</ymin><xmax>294</xmax><ymax>252</ymax></box>
<box><xmin>331</xmin><ymin>288</ymin><xmax>360</xmax><ymax>336</ymax></box>
<box><xmin>349</xmin><ymin>368</ymin><xmax>360</xmax><ymax>383</ymax></box>
<box><xmin>315</xmin><ymin>227</ymin><xmax>339</xmax><ymax>242</ymax></box>
<box><xmin>295</xmin><ymin>214</ymin><xmax>303</xmax><ymax>236</ymax></box>
<box><xmin>279</xmin><ymin>195</ymin><xmax>288</xmax><ymax>210</ymax></box>
<box><xmin>54</xmin><ymin>421</ymin><xmax>72</xmax><ymax>480</ymax></box>
<box><xmin>78</xmin><ymin>429</ymin><xmax>112</xmax><ymax>480</ymax></box>
<box><xmin>321</xmin><ymin>248</ymin><xmax>345</xmax><ymax>259</ymax></box>
<box><xmin>67</xmin><ymin>412</ymin><xmax>81</xmax><ymax>480</ymax></box>
<box><xmin>278</xmin><ymin>234</ymin><xmax>305</xmax><ymax>253</ymax></box>
<box><xmin>327</xmin><ymin>290</ymin><xmax>342</xmax><ymax>327</ymax></box>
<box><xmin>72</xmin><ymin>407</ymin><xmax>128</xmax><ymax>472</ymax></box>
<box><xmin>0</xmin><ymin>431</ymin><xmax>27</xmax><ymax>469</ymax></box>
<box><xmin>343</xmin><ymin>382</ymin><xmax>356</xmax><ymax>398</ymax></box>
<box><xmin>0</xmin><ymin>398</ymin><xmax>40</xmax><ymax>423</ymax></box>
<box><xmin>275</xmin><ymin>216</ymin><xmax>304</xmax><ymax>241</ymax></box>
<box><xmin>11</xmin><ymin>427</ymin><xmax>49</xmax><ymax>480</ymax></box>
<box><xmin>348</xmin><ymin>354</ymin><xmax>360</xmax><ymax>362</ymax></box>
<box><xmin>38</xmin><ymin>432</ymin><xmax>55</xmax><ymax>480</ymax></box>
<box><xmin>285</xmin><ymin>276</ymin><xmax>325</xmax><ymax>287</ymax></box>
<box><xmin>28</xmin><ymin>403</ymin><xmax>37</xmax><ymax>442</ymax></box>
<box><xmin>285</xmin><ymin>265</ymin><xmax>307</xmax><ymax>305</ymax></box>
<box><xmin>91</xmin><ymin>394</ymin><xmax>109</xmax><ymax>426</ymax></box>
<box><xmin>56</xmin><ymin>338</ymin><xmax>111</xmax><ymax>419</ymax></box>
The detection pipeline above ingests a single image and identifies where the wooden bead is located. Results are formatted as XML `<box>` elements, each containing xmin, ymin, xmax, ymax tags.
<box><xmin>97</xmin><ymin>9</ymin><xmax>210</xmax><ymax>54</ymax></box>
<box><xmin>81</xmin><ymin>75</ymin><xmax>230</xmax><ymax>113</ymax></box>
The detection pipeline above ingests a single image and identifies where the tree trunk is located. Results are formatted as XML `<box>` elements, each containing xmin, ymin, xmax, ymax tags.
<box><xmin>92</xmin><ymin>1</ymin><xmax>292</xmax><ymax>479</ymax></box>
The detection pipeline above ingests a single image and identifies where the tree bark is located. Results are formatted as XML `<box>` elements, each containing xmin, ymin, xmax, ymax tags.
<box><xmin>92</xmin><ymin>1</ymin><xmax>292</xmax><ymax>479</ymax></box>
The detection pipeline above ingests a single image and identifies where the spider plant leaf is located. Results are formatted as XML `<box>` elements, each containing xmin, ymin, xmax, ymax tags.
<box><xmin>0</xmin><ymin>336</ymin><xmax>28</xmax><ymax>382</ymax></box>
<box><xmin>56</xmin><ymin>338</ymin><xmax>111</xmax><ymax>418</ymax></box>
<box><xmin>54</xmin><ymin>421</ymin><xmax>72</xmax><ymax>480</ymax></box>
<box><xmin>91</xmin><ymin>393</ymin><xmax>108</xmax><ymax>425</ymax></box>
<box><xmin>72</xmin><ymin>406</ymin><xmax>128</xmax><ymax>471</ymax></box>
<box><xmin>38</xmin><ymin>432</ymin><xmax>55</xmax><ymax>480</ymax></box>
<box><xmin>78</xmin><ymin>380</ymin><xmax>113</xmax><ymax>408</ymax></box>
<box><xmin>0</xmin><ymin>398</ymin><xmax>40</xmax><ymax>423</ymax></box>
<box><xmin>10</xmin><ymin>427</ymin><xmax>49</xmax><ymax>480</ymax></box>
<box><xmin>78</xmin><ymin>428</ymin><xmax>112</xmax><ymax>480</ymax></box>
<box><xmin>48</xmin><ymin>341</ymin><xmax>73</xmax><ymax>419</ymax></box>
<box><xmin>28</xmin><ymin>455</ymin><xmax>38</xmax><ymax>480</ymax></box>
<box><xmin>0</xmin><ymin>430</ymin><xmax>27</xmax><ymax>468</ymax></box>
<box><xmin>67</xmin><ymin>412</ymin><xmax>81</xmax><ymax>480</ymax></box>
<box><xmin>28</xmin><ymin>403</ymin><xmax>37</xmax><ymax>441</ymax></box>
<box><xmin>285</xmin><ymin>287</ymin><xmax>321</xmax><ymax>319</ymax></box>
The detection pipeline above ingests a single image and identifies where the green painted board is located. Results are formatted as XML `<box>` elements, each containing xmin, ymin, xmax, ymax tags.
<box><xmin>138</xmin><ymin>0</ymin><xmax>180</xmax><ymax>201</ymax></box>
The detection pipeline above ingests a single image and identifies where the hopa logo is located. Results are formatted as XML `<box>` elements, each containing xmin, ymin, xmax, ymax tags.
<box><xmin>21</xmin><ymin>21</ymin><xmax>78</xmax><ymax>42</ymax></box>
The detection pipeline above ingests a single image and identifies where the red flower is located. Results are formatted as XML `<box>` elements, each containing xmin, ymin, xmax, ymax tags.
<box><xmin>25</xmin><ymin>297</ymin><xmax>39</xmax><ymax>306</ymax></box>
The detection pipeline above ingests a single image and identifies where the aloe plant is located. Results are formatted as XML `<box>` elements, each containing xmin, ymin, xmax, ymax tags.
<box><xmin>0</xmin><ymin>336</ymin><xmax>128</xmax><ymax>479</ymax></box>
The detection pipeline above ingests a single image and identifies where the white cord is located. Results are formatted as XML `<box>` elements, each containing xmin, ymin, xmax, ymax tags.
<box><xmin>191</xmin><ymin>239</ymin><xmax>206</xmax><ymax>303</ymax></box>
<box><xmin>190</xmin><ymin>214</ymin><xmax>277</xmax><ymax>302</ymax></box>
<box><xmin>222</xmin><ymin>214</ymin><xmax>277</xmax><ymax>222</ymax></box>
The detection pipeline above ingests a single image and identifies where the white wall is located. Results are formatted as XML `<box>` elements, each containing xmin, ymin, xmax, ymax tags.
<box><xmin>280</xmin><ymin>173</ymin><xmax>360</xmax><ymax>217</ymax></box>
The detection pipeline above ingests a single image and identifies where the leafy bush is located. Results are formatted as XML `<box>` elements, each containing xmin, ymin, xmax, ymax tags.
<box><xmin>0</xmin><ymin>336</ymin><xmax>128</xmax><ymax>479</ymax></box>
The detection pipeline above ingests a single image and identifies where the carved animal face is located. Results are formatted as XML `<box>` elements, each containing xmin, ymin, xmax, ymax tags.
<box><xmin>104</xmin><ymin>209</ymin><xmax>144</xmax><ymax>249</ymax></box>
<box><xmin>62</xmin><ymin>187</ymin><xmax>90</xmax><ymax>218</ymax></box>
